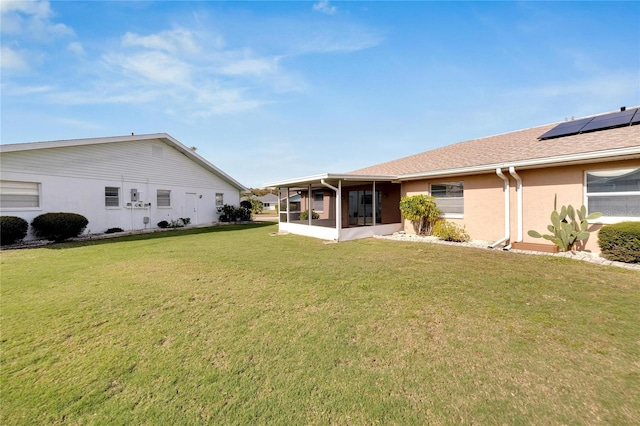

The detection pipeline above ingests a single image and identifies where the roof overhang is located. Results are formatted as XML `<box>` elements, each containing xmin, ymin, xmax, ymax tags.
<box><xmin>1</xmin><ymin>133</ymin><xmax>248</xmax><ymax>192</ymax></box>
<box><xmin>264</xmin><ymin>173</ymin><xmax>398</xmax><ymax>188</ymax></box>
<box><xmin>396</xmin><ymin>146</ymin><xmax>640</xmax><ymax>181</ymax></box>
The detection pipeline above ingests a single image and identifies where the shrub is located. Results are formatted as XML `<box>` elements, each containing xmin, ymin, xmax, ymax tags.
<box><xmin>105</xmin><ymin>227</ymin><xmax>124</xmax><ymax>234</ymax></box>
<box><xmin>399</xmin><ymin>195</ymin><xmax>441</xmax><ymax>235</ymax></box>
<box><xmin>598</xmin><ymin>222</ymin><xmax>640</xmax><ymax>263</ymax></box>
<box><xmin>240</xmin><ymin>200</ymin><xmax>252</xmax><ymax>210</ymax></box>
<box><xmin>157</xmin><ymin>220</ymin><xmax>169</xmax><ymax>229</ymax></box>
<box><xmin>1</xmin><ymin>216</ymin><xmax>29</xmax><ymax>246</ymax></box>
<box><xmin>218</xmin><ymin>205</ymin><xmax>252</xmax><ymax>222</ymax></box>
<box><xmin>433</xmin><ymin>220</ymin><xmax>470</xmax><ymax>242</ymax></box>
<box><xmin>299</xmin><ymin>210</ymin><xmax>319</xmax><ymax>221</ymax></box>
<box><xmin>180</xmin><ymin>217</ymin><xmax>191</xmax><ymax>225</ymax></box>
<box><xmin>31</xmin><ymin>212</ymin><xmax>88</xmax><ymax>242</ymax></box>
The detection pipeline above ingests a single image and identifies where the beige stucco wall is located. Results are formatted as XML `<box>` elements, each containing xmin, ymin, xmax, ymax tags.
<box><xmin>401</xmin><ymin>159</ymin><xmax>640</xmax><ymax>253</ymax></box>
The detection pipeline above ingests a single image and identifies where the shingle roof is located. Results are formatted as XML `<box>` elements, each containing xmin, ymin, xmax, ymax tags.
<box><xmin>350</xmin><ymin>119</ymin><xmax>640</xmax><ymax>177</ymax></box>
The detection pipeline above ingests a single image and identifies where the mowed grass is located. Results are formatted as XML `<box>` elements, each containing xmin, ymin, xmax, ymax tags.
<box><xmin>1</xmin><ymin>223</ymin><xmax>639</xmax><ymax>425</ymax></box>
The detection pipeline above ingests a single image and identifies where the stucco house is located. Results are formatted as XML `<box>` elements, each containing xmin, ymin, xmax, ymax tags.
<box><xmin>0</xmin><ymin>133</ymin><xmax>247</xmax><ymax>238</ymax></box>
<box><xmin>266</xmin><ymin>107</ymin><xmax>640</xmax><ymax>252</ymax></box>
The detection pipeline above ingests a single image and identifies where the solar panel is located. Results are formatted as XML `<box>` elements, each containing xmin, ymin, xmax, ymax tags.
<box><xmin>538</xmin><ymin>116</ymin><xmax>594</xmax><ymax>140</ymax></box>
<box><xmin>538</xmin><ymin>107</ymin><xmax>640</xmax><ymax>140</ymax></box>
<box><xmin>580</xmin><ymin>108</ymin><xmax>637</xmax><ymax>133</ymax></box>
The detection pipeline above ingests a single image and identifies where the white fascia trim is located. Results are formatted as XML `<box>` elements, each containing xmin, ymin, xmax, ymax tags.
<box><xmin>0</xmin><ymin>133</ymin><xmax>170</xmax><ymax>152</ymax></box>
<box><xmin>264</xmin><ymin>173</ymin><xmax>397</xmax><ymax>188</ymax></box>
<box><xmin>397</xmin><ymin>146</ymin><xmax>640</xmax><ymax>181</ymax></box>
<box><xmin>1</xmin><ymin>133</ymin><xmax>248</xmax><ymax>192</ymax></box>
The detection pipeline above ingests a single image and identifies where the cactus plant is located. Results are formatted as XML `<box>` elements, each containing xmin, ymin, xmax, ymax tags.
<box><xmin>527</xmin><ymin>195</ymin><xmax>602</xmax><ymax>252</ymax></box>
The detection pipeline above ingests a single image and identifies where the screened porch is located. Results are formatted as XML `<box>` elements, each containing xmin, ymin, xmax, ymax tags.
<box><xmin>268</xmin><ymin>174</ymin><xmax>403</xmax><ymax>242</ymax></box>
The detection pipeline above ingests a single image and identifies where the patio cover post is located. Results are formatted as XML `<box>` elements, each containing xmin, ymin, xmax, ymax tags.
<box><xmin>308</xmin><ymin>184</ymin><xmax>312</xmax><ymax>226</ymax></box>
<box><xmin>286</xmin><ymin>188</ymin><xmax>290</xmax><ymax>223</ymax></box>
<box><xmin>372</xmin><ymin>180</ymin><xmax>376</xmax><ymax>227</ymax></box>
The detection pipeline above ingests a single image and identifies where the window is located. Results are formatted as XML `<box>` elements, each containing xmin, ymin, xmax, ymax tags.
<box><xmin>586</xmin><ymin>168</ymin><xmax>640</xmax><ymax>220</ymax></box>
<box><xmin>431</xmin><ymin>182</ymin><xmax>464</xmax><ymax>217</ymax></box>
<box><xmin>313</xmin><ymin>192</ymin><xmax>324</xmax><ymax>212</ymax></box>
<box><xmin>216</xmin><ymin>193</ymin><xmax>224</xmax><ymax>207</ymax></box>
<box><xmin>0</xmin><ymin>180</ymin><xmax>40</xmax><ymax>208</ymax></box>
<box><xmin>105</xmin><ymin>187</ymin><xmax>120</xmax><ymax>207</ymax></box>
<box><xmin>157</xmin><ymin>190</ymin><xmax>171</xmax><ymax>207</ymax></box>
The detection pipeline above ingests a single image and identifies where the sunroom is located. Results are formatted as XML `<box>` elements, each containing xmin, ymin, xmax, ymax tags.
<box><xmin>265</xmin><ymin>173</ymin><xmax>403</xmax><ymax>242</ymax></box>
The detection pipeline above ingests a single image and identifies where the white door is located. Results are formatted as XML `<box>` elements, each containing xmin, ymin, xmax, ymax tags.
<box><xmin>185</xmin><ymin>192</ymin><xmax>198</xmax><ymax>225</ymax></box>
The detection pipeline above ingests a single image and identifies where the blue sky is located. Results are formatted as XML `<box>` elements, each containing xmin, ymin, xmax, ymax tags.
<box><xmin>2</xmin><ymin>1</ymin><xmax>639</xmax><ymax>187</ymax></box>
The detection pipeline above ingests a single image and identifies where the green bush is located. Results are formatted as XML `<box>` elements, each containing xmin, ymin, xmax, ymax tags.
<box><xmin>399</xmin><ymin>195</ymin><xmax>441</xmax><ymax>235</ymax></box>
<box><xmin>1</xmin><ymin>216</ymin><xmax>29</xmax><ymax>246</ymax></box>
<box><xmin>218</xmin><ymin>205</ymin><xmax>252</xmax><ymax>222</ymax></box>
<box><xmin>299</xmin><ymin>210</ymin><xmax>319</xmax><ymax>221</ymax></box>
<box><xmin>433</xmin><ymin>220</ymin><xmax>470</xmax><ymax>242</ymax></box>
<box><xmin>105</xmin><ymin>227</ymin><xmax>124</xmax><ymax>234</ymax></box>
<box><xmin>31</xmin><ymin>212</ymin><xmax>88</xmax><ymax>242</ymax></box>
<box><xmin>157</xmin><ymin>220</ymin><xmax>169</xmax><ymax>229</ymax></box>
<box><xmin>598</xmin><ymin>222</ymin><xmax>640</xmax><ymax>263</ymax></box>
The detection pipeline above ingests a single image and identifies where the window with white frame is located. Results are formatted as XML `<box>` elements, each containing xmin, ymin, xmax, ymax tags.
<box><xmin>157</xmin><ymin>190</ymin><xmax>171</xmax><ymax>207</ymax></box>
<box><xmin>215</xmin><ymin>193</ymin><xmax>224</xmax><ymax>207</ymax></box>
<box><xmin>431</xmin><ymin>181</ymin><xmax>464</xmax><ymax>217</ymax></box>
<box><xmin>586</xmin><ymin>168</ymin><xmax>640</xmax><ymax>220</ymax></box>
<box><xmin>313</xmin><ymin>192</ymin><xmax>324</xmax><ymax>212</ymax></box>
<box><xmin>105</xmin><ymin>186</ymin><xmax>120</xmax><ymax>207</ymax></box>
<box><xmin>0</xmin><ymin>180</ymin><xmax>40</xmax><ymax>208</ymax></box>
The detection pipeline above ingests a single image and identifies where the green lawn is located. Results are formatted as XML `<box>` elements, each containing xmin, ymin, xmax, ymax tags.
<box><xmin>2</xmin><ymin>223</ymin><xmax>639</xmax><ymax>425</ymax></box>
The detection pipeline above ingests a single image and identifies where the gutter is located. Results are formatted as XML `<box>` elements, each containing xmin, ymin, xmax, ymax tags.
<box><xmin>509</xmin><ymin>167</ymin><xmax>523</xmax><ymax>244</ymax></box>
<box><xmin>489</xmin><ymin>168</ymin><xmax>510</xmax><ymax>249</ymax></box>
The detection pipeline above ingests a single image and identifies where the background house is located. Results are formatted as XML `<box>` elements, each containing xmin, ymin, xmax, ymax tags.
<box><xmin>268</xmin><ymin>107</ymin><xmax>640</xmax><ymax>252</ymax></box>
<box><xmin>0</xmin><ymin>133</ymin><xmax>247</xmax><ymax>238</ymax></box>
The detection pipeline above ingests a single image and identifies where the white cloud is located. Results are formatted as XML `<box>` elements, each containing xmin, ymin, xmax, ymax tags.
<box><xmin>122</xmin><ymin>29</ymin><xmax>199</xmax><ymax>55</ymax></box>
<box><xmin>0</xmin><ymin>46</ymin><xmax>29</xmax><ymax>70</ymax></box>
<box><xmin>105</xmin><ymin>51</ymin><xmax>192</xmax><ymax>86</ymax></box>
<box><xmin>5</xmin><ymin>84</ymin><xmax>54</xmax><ymax>95</ymax></box>
<box><xmin>219</xmin><ymin>56</ymin><xmax>281</xmax><ymax>76</ymax></box>
<box><xmin>67</xmin><ymin>41</ymin><xmax>84</xmax><ymax>55</ymax></box>
<box><xmin>0</xmin><ymin>0</ymin><xmax>73</xmax><ymax>39</ymax></box>
<box><xmin>313</xmin><ymin>1</ymin><xmax>337</xmax><ymax>15</ymax></box>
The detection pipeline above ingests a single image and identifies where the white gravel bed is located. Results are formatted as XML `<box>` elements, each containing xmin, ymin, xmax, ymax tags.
<box><xmin>376</xmin><ymin>232</ymin><xmax>640</xmax><ymax>271</ymax></box>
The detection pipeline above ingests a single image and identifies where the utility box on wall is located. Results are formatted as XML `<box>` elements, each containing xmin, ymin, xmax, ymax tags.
<box><xmin>130</xmin><ymin>188</ymin><xmax>138</xmax><ymax>202</ymax></box>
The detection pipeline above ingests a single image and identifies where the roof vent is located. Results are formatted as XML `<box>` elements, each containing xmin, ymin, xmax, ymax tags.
<box><xmin>621</xmin><ymin>106</ymin><xmax>626</xmax><ymax>112</ymax></box>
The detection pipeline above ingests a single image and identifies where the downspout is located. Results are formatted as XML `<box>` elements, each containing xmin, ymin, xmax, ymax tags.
<box><xmin>489</xmin><ymin>168</ymin><xmax>510</xmax><ymax>249</ymax></box>
<box><xmin>308</xmin><ymin>184</ymin><xmax>312</xmax><ymax>226</ymax></box>
<box><xmin>320</xmin><ymin>179</ymin><xmax>341</xmax><ymax>240</ymax></box>
<box><xmin>509</xmin><ymin>167</ymin><xmax>523</xmax><ymax>245</ymax></box>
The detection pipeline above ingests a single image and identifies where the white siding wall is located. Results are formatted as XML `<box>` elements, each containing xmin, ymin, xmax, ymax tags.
<box><xmin>1</xmin><ymin>139</ymin><xmax>241</xmax><ymax>238</ymax></box>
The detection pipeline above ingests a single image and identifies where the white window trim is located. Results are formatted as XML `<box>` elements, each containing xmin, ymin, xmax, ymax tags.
<box><xmin>157</xmin><ymin>189</ymin><xmax>171</xmax><ymax>208</ymax></box>
<box><xmin>215</xmin><ymin>193</ymin><xmax>224</xmax><ymax>207</ymax></box>
<box><xmin>431</xmin><ymin>182</ymin><xmax>464</xmax><ymax>218</ymax></box>
<box><xmin>0</xmin><ymin>181</ymin><xmax>41</xmax><ymax>211</ymax></box>
<box><xmin>105</xmin><ymin>186</ymin><xmax>121</xmax><ymax>209</ymax></box>
<box><xmin>584</xmin><ymin>168</ymin><xmax>640</xmax><ymax>224</ymax></box>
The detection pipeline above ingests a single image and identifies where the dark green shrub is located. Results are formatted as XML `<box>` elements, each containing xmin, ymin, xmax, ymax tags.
<box><xmin>105</xmin><ymin>227</ymin><xmax>124</xmax><ymax>234</ymax></box>
<box><xmin>31</xmin><ymin>212</ymin><xmax>88</xmax><ymax>242</ymax></box>
<box><xmin>157</xmin><ymin>220</ymin><xmax>169</xmax><ymax>229</ymax></box>
<box><xmin>218</xmin><ymin>205</ymin><xmax>252</xmax><ymax>222</ymax></box>
<box><xmin>240</xmin><ymin>200</ymin><xmax>252</xmax><ymax>210</ymax></box>
<box><xmin>598</xmin><ymin>222</ymin><xmax>640</xmax><ymax>263</ymax></box>
<box><xmin>1</xmin><ymin>216</ymin><xmax>29</xmax><ymax>245</ymax></box>
<box><xmin>433</xmin><ymin>220</ymin><xmax>470</xmax><ymax>242</ymax></box>
<box><xmin>299</xmin><ymin>210</ymin><xmax>319</xmax><ymax>221</ymax></box>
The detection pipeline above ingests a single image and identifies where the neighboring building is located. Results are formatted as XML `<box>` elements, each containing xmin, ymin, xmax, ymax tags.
<box><xmin>266</xmin><ymin>107</ymin><xmax>640</xmax><ymax>252</ymax></box>
<box><xmin>0</xmin><ymin>133</ymin><xmax>247</xmax><ymax>238</ymax></box>
<box><xmin>258</xmin><ymin>193</ymin><xmax>279</xmax><ymax>211</ymax></box>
